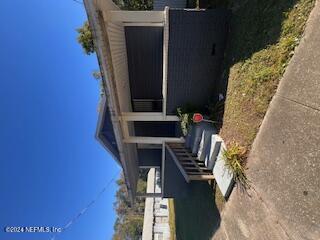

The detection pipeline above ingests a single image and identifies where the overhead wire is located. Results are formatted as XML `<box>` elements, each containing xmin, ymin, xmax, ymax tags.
<box><xmin>50</xmin><ymin>171</ymin><xmax>120</xmax><ymax>240</ymax></box>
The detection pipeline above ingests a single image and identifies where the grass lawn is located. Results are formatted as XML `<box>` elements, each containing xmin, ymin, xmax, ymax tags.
<box><xmin>214</xmin><ymin>0</ymin><xmax>315</xmax><ymax>214</ymax></box>
<box><xmin>219</xmin><ymin>0</ymin><xmax>315</xmax><ymax>149</ymax></box>
<box><xmin>213</xmin><ymin>182</ymin><xmax>225</xmax><ymax>212</ymax></box>
<box><xmin>168</xmin><ymin>199</ymin><xmax>177</xmax><ymax>240</ymax></box>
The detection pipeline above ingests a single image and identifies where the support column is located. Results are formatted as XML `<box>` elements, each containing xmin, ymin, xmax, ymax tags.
<box><xmin>103</xmin><ymin>10</ymin><xmax>165</xmax><ymax>24</ymax></box>
<box><xmin>162</xmin><ymin>7</ymin><xmax>169</xmax><ymax>118</ymax></box>
<box><xmin>136</xmin><ymin>193</ymin><xmax>163</xmax><ymax>198</ymax></box>
<box><xmin>123</xmin><ymin>137</ymin><xmax>185</xmax><ymax>144</ymax></box>
<box><xmin>121</xmin><ymin>112</ymin><xmax>179</xmax><ymax>121</ymax></box>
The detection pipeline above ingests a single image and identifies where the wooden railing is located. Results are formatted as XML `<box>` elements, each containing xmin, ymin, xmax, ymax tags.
<box><xmin>166</xmin><ymin>143</ymin><xmax>214</xmax><ymax>182</ymax></box>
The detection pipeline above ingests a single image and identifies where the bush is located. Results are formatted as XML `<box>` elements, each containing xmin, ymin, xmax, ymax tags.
<box><xmin>222</xmin><ymin>142</ymin><xmax>250</xmax><ymax>189</ymax></box>
<box><xmin>176</xmin><ymin>104</ymin><xmax>199</xmax><ymax>136</ymax></box>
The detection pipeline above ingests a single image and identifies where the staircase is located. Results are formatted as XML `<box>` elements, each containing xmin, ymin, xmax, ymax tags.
<box><xmin>166</xmin><ymin>122</ymin><xmax>224</xmax><ymax>182</ymax></box>
<box><xmin>166</xmin><ymin>142</ymin><xmax>215</xmax><ymax>182</ymax></box>
<box><xmin>166</xmin><ymin>122</ymin><xmax>235</xmax><ymax>198</ymax></box>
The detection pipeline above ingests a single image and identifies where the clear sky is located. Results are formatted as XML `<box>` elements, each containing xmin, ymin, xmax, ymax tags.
<box><xmin>0</xmin><ymin>1</ymin><xmax>120</xmax><ymax>240</ymax></box>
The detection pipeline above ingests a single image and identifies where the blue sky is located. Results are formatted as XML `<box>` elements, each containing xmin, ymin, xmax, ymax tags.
<box><xmin>0</xmin><ymin>1</ymin><xmax>120</xmax><ymax>240</ymax></box>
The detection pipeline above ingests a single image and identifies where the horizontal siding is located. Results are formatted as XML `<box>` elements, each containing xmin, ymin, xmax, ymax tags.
<box><xmin>106</xmin><ymin>21</ymin><xmax>138</xmax><ymax>192</ymax></box>
<box><xmin>153</xmin><ymin>0</ymin><xmax>187</xmax><ymax>10</ymax></box>
<box><xmin>166</xmin><ymin>9</ymin><xmax>231</xmax><ymax>114</ymax></box>
<box><xmin>107</xmin><ymin>22</ymin><xmax>132</xmax><ymax>112</ymax></box>
<box><xmin>125</xmin><ymin>27</ymin><xmax>163</xmax><ymax>101</ymax></box>
<box><xmin>134</xmin><ymin>122</ymin><xmax>176</xmax><ymax>137</ymax></box>
<box><xmin>137</xmin><ymin>149</ymin><xmax>162</xmax><ymax>167</ymax></box>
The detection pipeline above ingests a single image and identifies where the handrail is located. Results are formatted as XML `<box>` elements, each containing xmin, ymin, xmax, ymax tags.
<box><xmin>165</xmin><ymin>143</ymin><xmax>190</xmax><ymax>183</ymax></box>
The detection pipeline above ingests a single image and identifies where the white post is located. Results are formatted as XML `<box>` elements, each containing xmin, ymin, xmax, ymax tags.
<box><xmin>121</xmin><ymin>112</ymin><xmax>179</xmax><ymax>121</ymax></box>
<box><xmin>162</xmin><ymin>7</ymin><xmax>169</xmax><ymax>119</ymax></box>
<box><xmin>121</xmin><ymin>120</ymin><xmax>130</xmax><ymax>139</ymax></box>
<box><xmin>104</xmin><ymin>10</ymin><xmax>165</xmax><ymax>23</ymax></box>
<box><xmin>123</xmin><ymin>137</ymin><xmax>185</xmax><ymax>144</ymax></box>
<box><xmin>161</xmin><ymin>142</ymin><xmax>166</xmax><ymax>191</ymax></box>
<box><xmin>136</xmin><ymin>193</ymin><xmax>163</xmax><ymax>198</ymax></box>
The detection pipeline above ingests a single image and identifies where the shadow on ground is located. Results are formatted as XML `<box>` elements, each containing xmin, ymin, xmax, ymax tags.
<box><xmin>224</xmin><ymin>0</ymin><xmax>298</xmax><ymax>63</ymax></box>
<box><xmin>174</xmin><ymin>182</ymin><xmax>220</xmax><ymax>240</ymax></box>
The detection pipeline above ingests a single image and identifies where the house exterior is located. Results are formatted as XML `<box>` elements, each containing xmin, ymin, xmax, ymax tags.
<box><xmin>153</xmin><ymin>0</ymin><xmax>187</xmax><ymax>10</ymax></box>
<box><xmin>84</xmin><ymin>0</ymin><xmax>230</xmax><ymax>201</ymax></box>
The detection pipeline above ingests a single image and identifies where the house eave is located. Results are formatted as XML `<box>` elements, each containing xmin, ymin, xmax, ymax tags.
<box><xmin>95</xmin><ymin>95</ymin><xmax>121</xmax><ymax>165</ymax></box>
<box><xmin>84</xmin><ymin>0</ymin><xmax>137</xmax><ymax>202</ymax></box>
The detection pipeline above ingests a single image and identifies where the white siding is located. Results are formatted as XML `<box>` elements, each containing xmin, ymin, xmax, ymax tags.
<box><xmin>106</xmin><ymin>22</ymin><xmax>132</xmax><ymax>112</ymax></box>
<box><xmin>153</xmin><ymin>0</ymin><xmax>187</xmax><ymax>10</ymax></box>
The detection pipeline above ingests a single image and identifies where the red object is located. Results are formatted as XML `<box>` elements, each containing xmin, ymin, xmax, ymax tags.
<box><xmin>192</xmin><ymin>113</ymin><xmax>203</xmax><ymax>123</ymax></box>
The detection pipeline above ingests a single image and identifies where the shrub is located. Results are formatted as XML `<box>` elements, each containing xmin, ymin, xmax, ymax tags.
<box><xmin>176</xmin><ymin>104</ymin><xmax>200</xmax><ymax>136</ymax></box>
<box><xmin>222</xmin><ymin>142</ymin><xmax>250</xmax><ymax>189</ymax></box>
<box><xmin>177</xmin><ymin>108</ymin><xmax>193</xmax><ymax>136</ymax></box>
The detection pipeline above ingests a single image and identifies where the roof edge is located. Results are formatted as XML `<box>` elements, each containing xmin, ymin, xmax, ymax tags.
<box><xmin>84</xmin><ymin>0</ymin><xmax>136</xmax><ymax>202</ymax></box>
<box><xmin>95</xmin><ymin>95</ymin><xmax>121</xmax><ymax>165</ymax></box>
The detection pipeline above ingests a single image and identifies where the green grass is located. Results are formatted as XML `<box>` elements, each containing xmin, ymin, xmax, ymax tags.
<box><xmin>219</xmin><ymin>0</ymin><xmax>315</xmax><ymax>149</ymax></box>
<box><xmin>214</xmin><ymin>184</ymin><xmax>225</xmax><ymax>213</ymax></box>
<box><xmin>168</xmin><ymin>199</ymin><xmax>177</xmax><ymax>240</ymax></box>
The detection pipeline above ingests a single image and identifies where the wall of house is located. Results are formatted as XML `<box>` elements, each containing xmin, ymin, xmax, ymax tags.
<box><xmin>138</xmin><ymin>149</ymin><xmax>162</xmax><ymax>167</ymax></box>
<box><xmin>153</xmin><ymin>0</ymin><xmax>187</xmax><ymax>10</ymax></box>
<box><xmin>125</xmin><ymin>26</ymin><xmax>163</xmax><ymax>112</ymax></box>
<box><xmin>134</xmin><ymin>122</ymin><xmax>177</xmax><ymax>137</ymax></box>
<box><xmin>166</xmin><ymin>9</ymin><xmax>231</xmax><ymax>114</ymax></box>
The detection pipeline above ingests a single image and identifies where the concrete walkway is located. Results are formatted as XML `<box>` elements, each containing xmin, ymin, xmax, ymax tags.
<box><xmin>213</xmin><ymin>1</ymin><xmax>320</xmax><ymax>239</ymax></box>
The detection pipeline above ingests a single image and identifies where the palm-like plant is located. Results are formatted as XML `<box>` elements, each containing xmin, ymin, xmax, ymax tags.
<box><xmin>222</xmin><ymin>142</ymin><xmax>250</xmax><ymax>190</ymax></box>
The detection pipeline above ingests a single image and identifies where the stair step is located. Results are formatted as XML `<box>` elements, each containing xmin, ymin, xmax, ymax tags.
<box><xmin>205</xmin><ymin>135</ymin><xmax>223</xmax><ymax>170</ymax></box>
<box><xmin>180</xmin><ymin>162</ymin><xmax>198</xmax><ymax>166</ymax></box>
<box><xmin>197</xmin><ymin>129</ymin><xmax>216</xmax><ymax>162</ymax></box>
<box><xmin>213</xmin><ymin>141</ymin><xmax>234</xmax><ymax>198</ymax></box>
<box><xmin>178</xmin><ymin>157</ymin><xmax>206</xmax><ymax>165</ymax></box>
<box><xmin>175</xmin><ymin>151</ymin><xmax>195</xmax><ymax>157</ymax></box>
<box><xmin>169</xmin><ymin>145</ymin><xmax>187</xmax><ymax>149</ymax></box>
<box><xmin>189</xmin><ymin>175</ymin><xmax>215</xmax><ymax>181</ymax></box>
<box><xmin>185</xmin><ymin>125</ymin><xmax>194</xmax><ymax>149</ymax></box>
<box><xmin>187</xmin><ymin>171</ymin><xmax>213</xmax><ymax>175</ymax></box>
<box><xmin>185</xmin><ymin>122</ymin><xmax>216</xmax><ymax>154</ymax></box>
<box><xmin>172</xmin><ymin>148</ymin><xmax>192</xmax><ymax>153</ymax></box>
<box><xmin>184</xmin><ymin>166</ymin><xmax>209</xmax><ymax>170</ymax></box>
